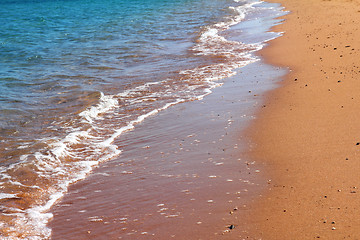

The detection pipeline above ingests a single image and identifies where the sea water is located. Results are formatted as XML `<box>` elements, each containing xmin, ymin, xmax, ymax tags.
<box><xmin>0</xmin><ymin>0</ymin><xmax>284</xmax><ymax>238</ymax></box>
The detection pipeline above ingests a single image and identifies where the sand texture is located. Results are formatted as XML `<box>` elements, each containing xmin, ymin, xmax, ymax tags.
<box><xmin>249</xmin><ymin>0</ymin><xmax>360</xmax><ymax>238</ymax></box>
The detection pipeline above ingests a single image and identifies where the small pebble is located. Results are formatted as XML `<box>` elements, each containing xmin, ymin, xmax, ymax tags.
<box><xmin>223</xmin><ymin>230</ymin><xmax>230</xmax><ymax>234</ymax></box>
<box><xmin>228</xmin><ymin>225</ymin><xmax>235</xmax><ymax>230</ymax></box>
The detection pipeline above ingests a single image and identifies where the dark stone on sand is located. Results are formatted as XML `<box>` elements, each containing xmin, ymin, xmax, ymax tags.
<box><xmin>356</xmin><ymin>142</ymin><xmax>360</xmax><ymax>145</ymax></box>
<box><xmin>228</xmin><ymin>225</ymin><xmax>235</xmax><ymax>230</ymax></box>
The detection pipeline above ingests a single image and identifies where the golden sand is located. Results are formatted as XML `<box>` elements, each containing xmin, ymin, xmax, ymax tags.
<box><xmin>249</xmin><ymin>0</ymin><xmax>360</xmax><ymax>238</ymax></box>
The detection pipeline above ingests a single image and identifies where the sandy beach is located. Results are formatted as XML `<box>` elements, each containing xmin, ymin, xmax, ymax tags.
<box><xmin>248</xmin><ymin>0</ymin><xmax>360</xmax><ymax>238</ymax></box>
<box><xmin>8</xmin><ymin>0</ymin><xmax>360</xmax><ymax>238</ymax></box>
<box><xmin>47</xmin><ymin>0</ymin><xmax>360</xmax><ymax>239</ymax></box>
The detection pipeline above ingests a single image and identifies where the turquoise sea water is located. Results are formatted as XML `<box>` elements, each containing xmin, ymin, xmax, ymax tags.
<box><xmin>0</xmin><ymin>0</ymin><xmax>284</xmax><ymax>238</ymax></box>
<box><xmin>1</xmin><ymin>0</ymin><xmax>232</xmax><ymax>137</ymax></box>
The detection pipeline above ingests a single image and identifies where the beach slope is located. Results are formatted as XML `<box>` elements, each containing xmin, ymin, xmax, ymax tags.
<box><xmin>249</xmin><ymin>0</ymin><xmax>360</xmax><ymax>238</ymax></box>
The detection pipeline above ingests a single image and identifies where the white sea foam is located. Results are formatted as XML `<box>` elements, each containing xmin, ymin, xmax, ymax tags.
<box><xmin>79</xmin><ymin>92</ymin><xmax>118</xmax><ymax>124</ymax></box>
<box><xmin>0</xmin><ymin>193</ymin><xmax>18</xmax><ymax>200</ymax></box>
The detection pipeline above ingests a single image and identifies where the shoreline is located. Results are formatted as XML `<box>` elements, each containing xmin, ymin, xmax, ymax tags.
<box><xmin>47</xmin><ymin>3</ymin><xmax>286</xmax><ymax>239</ymax></box>
<box><xmin>248</xmin><ymin>0</ymin><xmax>360</xmax><ymax>238</ymax></box>
<box><xmin>49</xmin><ymin>60</ymin><xmax>284</xmax><ymax>239</ymax></box>
<box><xmin>0</xmin><ymin>1</ymin><xmax>286</xmax><ymax>238</ymax></box>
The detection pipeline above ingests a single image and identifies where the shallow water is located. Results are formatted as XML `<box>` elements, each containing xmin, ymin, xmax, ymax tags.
<box><xmin>0</xmin><ymin>0</ymin><xmax>285</xmax><ymax>238</ymax></box>
<box><xmin>49</xmin><ymin>60</ymin><xmax>287</xmax><ymax>239</ymax></box>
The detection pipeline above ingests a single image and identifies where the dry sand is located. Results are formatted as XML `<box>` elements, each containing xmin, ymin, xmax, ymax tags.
<box><xmin>248</xmin><ymin>0</ymin><xmax>360</xmax><ymax>238</ymax></box>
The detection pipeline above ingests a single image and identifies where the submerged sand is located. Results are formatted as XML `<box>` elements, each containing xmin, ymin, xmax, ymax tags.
<box><xmin>249</xmin><ymin>0</ymin><xmax>360</xmax><ymax>238</ymax></box>
<box><xmin>49</xmin><ymin>61</ymin><xmax>283</xmax><ymax>239</ymax></box>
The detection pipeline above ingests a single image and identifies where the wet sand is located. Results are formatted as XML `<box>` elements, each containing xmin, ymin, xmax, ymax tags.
<box><xmin>248</xmin><ymin>0</ymin><xmax>360</xmax><ymax>238</ymax></box>
<box><xmin>49</xmin><ymin>61</ymin><xmax>285</xmax><ymax>239</ymax></box>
